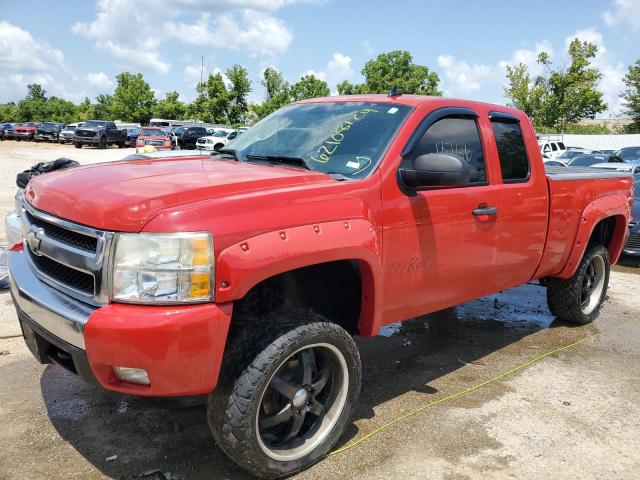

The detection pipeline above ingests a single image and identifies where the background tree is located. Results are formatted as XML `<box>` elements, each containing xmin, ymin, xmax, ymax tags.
<box><xmin>46</xmin><ymin>97</ymin><xmax>79</xmax><ymax>124</ymax></box>
<box><xmin>340</xmin><ymin>51</ymin><xmax>441</xmax><ymax>95</ymax></box>
<box><xmin>153</xmin><ymin>91</ymin><xmax>186</xmax><ymax>120</ymax></box>
<box><xmin>76</xmin><ymin>97</ymin><xmax>95</xmax><ymax>121</ymax></box>
<box><xmin>226</xmin><ymin>65</ymin><xmax>251</xmax><ymax>126</ymax></box>
<box><xmin>504</xmin><ymin>40</ymin><xmax>607</xmax><ymax>131</ymax></box>
<box><xmin>93</xmin><ymin>94</ymin><xmax>114</xmax><ymax>119</ymax></box>
<box><xmin>291</xmin><ymin>74</ymin><xmax>330</xmax><ymax>101</ymax></box>
<box><xmin>0</xmin><ymin>102</ymin><xmax>20</xmax><ymax>122</ymax></box>
<box><xmin>17</xmin><ymin>84</ymin><xmax>49</xmax><ymax>121</ymax></box>
<box><xmin>254</xmin><ymin>67</ymin><xmax>291</xmax><ymax>119</ymax></box>
<box><xmin>187</xmin><ymin>73</ymin><xmax>229</xmax><ymax>123</ymax></box>
<box><xmin>621</xmin><ymin>59</ymin><xmax>640</xmax><ymax>133</ymax></box>
<box><xmin>110</xmin><ymin>72</ymin><xmax>156</xmax><ymax>124</ymax></box>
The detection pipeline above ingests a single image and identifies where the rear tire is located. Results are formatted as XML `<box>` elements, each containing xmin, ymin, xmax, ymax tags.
<box><xmin>546</xmin><ymin>244</ymin><xmax>610</xmax><ymax>324</ymax></box>
<box><xmin>208</xmin><ymin>308</ymin><xmax>361</xmax><ymax>478</ymax></box>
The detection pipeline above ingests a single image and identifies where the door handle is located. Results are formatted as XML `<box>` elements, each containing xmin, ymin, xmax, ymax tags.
<box><xmin>472</xmin><ymin>206</ymin><xmax>498</xmax><ymax>216</ymax></box>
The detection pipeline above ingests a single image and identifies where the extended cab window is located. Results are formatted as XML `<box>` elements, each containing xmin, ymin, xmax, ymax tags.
<box><xmin>491</xmin><ymin>119</ymin><xmax>530</xmax><ymax>183</ymax></box>
<box><xmin>408</xmin><ymin>116</ymin><xmax>486</xmax><ymax>185</ymax></box>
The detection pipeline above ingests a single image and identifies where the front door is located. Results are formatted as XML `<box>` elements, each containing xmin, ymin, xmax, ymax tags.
<box><xmin>382</xmin><ymin>110</ymin><xmax>501</xmax><ymax>324</ymax></box>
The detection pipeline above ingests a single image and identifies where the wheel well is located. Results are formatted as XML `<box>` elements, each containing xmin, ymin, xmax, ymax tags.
<box><xmin>588</xmin><ymin>215</ymin><xmax>627</xmax><ymax>259</ymax></box>
<box><xmin>231</xmin><ymin>260</ymin><xmax>362</xmax><ymax>335</ymax></box>
<box><xmin>589</xmin><ymin>217</ymin><xmax>616</xmax><ymax>248</ymax></box>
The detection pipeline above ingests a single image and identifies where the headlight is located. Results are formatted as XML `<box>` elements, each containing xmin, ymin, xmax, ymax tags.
<box><xmin>111</xmin><ymin>232</ymin><xmax>213</xmax><ymax>304</ymax></box>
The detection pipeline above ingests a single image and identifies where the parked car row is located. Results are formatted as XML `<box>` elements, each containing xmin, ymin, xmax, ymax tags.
<box><xmin>543</xmin><ymin>146</ymin><xmax>640</xmax><ymax>168</ymax></box>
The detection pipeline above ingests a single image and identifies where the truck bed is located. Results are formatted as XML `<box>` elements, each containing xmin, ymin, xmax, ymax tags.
<box><xmin>545</xmin><ymin>166</ymin><xmax>634</xmax><ymax>181</ymax></box>
<box><xmin>535</xmin><ymin>167</ymin><xmax>634</xmax><ymax>278</ymax></box>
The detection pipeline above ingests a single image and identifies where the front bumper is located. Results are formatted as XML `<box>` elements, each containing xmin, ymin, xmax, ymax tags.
<box><xmin>9</xmin><ymin>249</ymin><xmax>233</xmax><ymax>396</ymax></box>
<box><xmin>15</xmin><ymin>131</ymin><xmax>34</xmax><ymax>138</ymax></box>
<box><xmin>75</xmin><ymin>136</ymin><xmax>99</xmax><ymax>143</ymax></box>
<box><xmin>196</xmin><ymin>144</ymin><xmax>215</xmax><ymax>151</ymax></box>
<box><xmin>34</xmin><ymin>133</ymin><xmax>57</xmax><ymax>141</ymax></box>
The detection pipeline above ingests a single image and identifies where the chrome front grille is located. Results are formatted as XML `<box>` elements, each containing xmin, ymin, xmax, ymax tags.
<box><xmin>626</xmin><ymin>232</ymin><xmax>640</xmax><ymax>250</ymax></box>
<box><xmin>19</xmin><ymin>201</ymin><xmax>114</xmax><ymax>305</ymax></box>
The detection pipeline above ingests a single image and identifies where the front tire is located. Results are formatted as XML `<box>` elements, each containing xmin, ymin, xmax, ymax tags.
<box><xmin>208</xmin><ymin>309</ymin><xmax>361</xmax><ymax>478</ymax></box>
<box><xmin>546</xmin><ymin>244</ymin><xmax>610</xmax><ymax>324</ymax></box>
<box><xmin>74</xmin><ymin>142</ymin><xmax>82</xmax><ymax>149</ymax></box>
<box><xmin>98</xmin><ymin>136</ymin><xmax>107</xmax><ymax>149</ymax></box>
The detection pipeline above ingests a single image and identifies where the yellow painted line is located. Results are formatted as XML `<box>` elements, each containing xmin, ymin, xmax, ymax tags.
<box><xmin>329</xmin><ymin>319</ymin><xmax>639</xmax><ymax>456</ymax></box>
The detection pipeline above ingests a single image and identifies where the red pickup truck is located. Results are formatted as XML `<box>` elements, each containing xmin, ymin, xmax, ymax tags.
<box><xmin>9</xmin><ymin>95</ymin><xmax>633</xmax><ymax>478</ymax></box>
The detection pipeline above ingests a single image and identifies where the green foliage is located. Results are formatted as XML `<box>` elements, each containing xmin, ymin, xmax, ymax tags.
<box><xmin>291</xmin><ymin>74</ymin><xmax>330</xmax><ymax>101</ymax></box>
<box><xmin>76</xmin><ymin>97</ymin><xmax>95</xmax><ymax>121</ymax></box>
<box><xmin>621</xmin><ymin>59</ymin><xmax>640</xmax><ymax>133</ymax></box>
<box><xmin>110</xmin><ymin>72</ymin><xmax>156</xmax><ymax>124</ymax></box>
<box><xmin>0</xmin><ymin>102</ymin><xmax>19</xmax><ymax>122</ymax></box>
<box><xmin>504</xmin><ymin>40</ymin><xmax>607</xmax><ymax>132</ymax></box>
<box><xmin>340</xmin><ymin>50</ymin><xmax>441</xmax><ymax>96</ymax></box>
<box><xmin>253</xmin><ymin>68</ymin><xmax>291</xmax><ymax>119</ymax></box>
<box><xmin>226</xmin><ymin>65</ymin><xmax>252</xmax><ymax>126</ymax></box>
<box><xmin>187</xmin><ymin>73</ymin><xmax>230</xmax><ymax>123</ymax></box>
<box><xmin>153</xmin><ymin>91</ymin><xmax>186</xmax><ymax>120</ymax></box>
<box><xmin>45</xmin><ymin>97</ymin><xmax>79</xmax><ymax>124</ymax></box>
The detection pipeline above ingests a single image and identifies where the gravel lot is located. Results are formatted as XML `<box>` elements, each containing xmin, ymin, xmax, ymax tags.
<box><xmin>1</xmin><ymin>140</ymin><xmax>639</xmax><ymax>480</ymax></box>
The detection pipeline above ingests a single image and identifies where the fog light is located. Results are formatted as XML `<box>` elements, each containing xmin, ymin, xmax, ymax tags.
<box><xmin>113</xmin><ymin>366</ymin><xmax>150</xmax><ymax>385</ymax></box>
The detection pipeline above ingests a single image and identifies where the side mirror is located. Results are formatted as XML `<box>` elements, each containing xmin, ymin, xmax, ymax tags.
<box><xmin>398</xmin><ymin>153</ymin><xmax>472</xmax><ymax>194</ymax></box>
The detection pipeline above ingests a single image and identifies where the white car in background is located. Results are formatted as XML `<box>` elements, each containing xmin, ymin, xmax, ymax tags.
<box><xmin>196</xmin><ymin>128</ymin><xmax>240</xmax><ymax>151</ymax></box>
<box><xmin>538</xmin><ymin>140</ymin><xmax>567</xmax><ymax>159</ymax></box>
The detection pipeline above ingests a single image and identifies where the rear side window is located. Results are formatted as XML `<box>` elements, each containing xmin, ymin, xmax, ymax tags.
<box><xmin>491</xmin><ymin>120</ymin><xmax>530</xmax><ymax>183</ymax></box>
<box><xmin>409</xmin><ymin>116</ymin><xmax>486</xmax><ymax>185</ymax></box>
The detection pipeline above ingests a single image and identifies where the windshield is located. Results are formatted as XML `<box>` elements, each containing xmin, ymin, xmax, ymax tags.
<box><xmin>83</xmin><ymin>120</ymin><xmax>106</xmax><ymax>128</ymax></box>
<box><xmin>568</xmin><ymin>156</ymin><xmax>605</xmax><ymax>167</ymax></box>
<box><xmin>213</xmin><ymin>130</ymin><xmax>229</xmax><ymax>137</ymax></box>
<box><xmin>140</xmin><ymin>128</ymin><xmax>166</xmax><ymax>136</ymax></box>
<box><xmin>558</xmin><ymin>150</ymin><xmax>583</xmax><ymax>160</ymax></box>
<box><xmin>616</xmin><ymin>147</ymin><xmax>640</xmax><ymax>162</ymax></box>
<box><xmin>226</xmin><ymin>101</ymin><xmax>412</xmax><ymax>178</ymax></box>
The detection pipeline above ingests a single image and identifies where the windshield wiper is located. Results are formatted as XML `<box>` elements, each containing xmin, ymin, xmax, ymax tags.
<box><xmin>215</xmin><ymin>148</ymin><xmax>244</xmax><ymax>161</ymax></box>
<box><xmin>244</xmin><ymin>154</ymin><xmax>313</xmax><ymax>171</ymax></box>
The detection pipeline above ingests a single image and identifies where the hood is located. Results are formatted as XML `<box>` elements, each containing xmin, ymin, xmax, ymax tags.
<box><xmin>16</xmin><ymin>125</ymin><xmax>37</xmax><ymax>132</ymax></box>
<box><xmin>25</xmin><ymin>157</ymin><xmax>332</xmax><ymax>232</ymax></box>
<box><xmin>138</xmin><ymin>134</ymin><xmax>169</xmax><ymax>140</ymax></box>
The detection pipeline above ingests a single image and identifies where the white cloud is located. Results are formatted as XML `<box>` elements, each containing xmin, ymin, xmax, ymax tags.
<box><xmin>72</xmin><ymin>0</ymin><xmax>171</xmax><ymax>74</ymax></box>
<box><xmin>436</xmin><ymin>55</ymin><xmax>495</xmax><ymax>96</ymax></box>
<box><xmin>172</xmin><ymin>0</ymin><xmax>322</xmax><ymax>10</ymax></box>
<box><xmin>362</xmin><ymin>40</ymin><xmax>374</xmax><ymax>54</ymax></box>
<box><xmin>85</xmin><ymin>72</ymin><xmax>113</xmax><ymax>90</ymax></box>
<box><xmin>165</xmin><ymin>10</ymin><xmax>293</xmax><ymax>57</ymax></box>
<box><xmin>0</xmin><ymin>21</ymin><xmax>65</xmax><ymax>73</ymax></box>
<box><xmin>305</xmin><ymin>52</ymin><xmax>354</xmax><ymax>93</ymax></box>
<box><xmin>602</xmin><ymin>0</ymin><xmax>640</xmax><ymax>33</ymax></box>
<box><xmin>498</xmin><ymin>40</ymin><xmax>554</xmax><ymax>77</ymax></box>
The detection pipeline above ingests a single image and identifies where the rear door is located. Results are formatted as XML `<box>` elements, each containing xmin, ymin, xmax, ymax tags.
<box><xmin>488</xmin><ymin>112</ymin><xmax>548</xmax><ymax>290</ymax></box>
<box><xmin>382</xmin><ymin>107</ymin><xmax>501</xmax><ymax>323</ymax></box>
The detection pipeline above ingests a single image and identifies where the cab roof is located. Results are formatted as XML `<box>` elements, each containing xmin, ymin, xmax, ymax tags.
<box><xmin>295</xmin><ymin>94</ymin><xmax>521</xmax><ymax>114</ymax></box>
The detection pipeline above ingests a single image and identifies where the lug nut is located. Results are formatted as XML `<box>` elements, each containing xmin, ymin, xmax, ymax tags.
<box><xmin>241</xmin><ymin>243</ymin><xmax>248</xmax><ymax>251</ymax></box>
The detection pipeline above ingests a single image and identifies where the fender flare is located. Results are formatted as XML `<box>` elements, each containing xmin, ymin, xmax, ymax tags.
<box><xmin>215</xmin><ymin>218</ymin><xmax>383</xmax><ymax>336</ymax></box>
<box><xmin>556</xmin><ymin>194</ymin><xmax>630</xmax><ymax>279</ymax></box>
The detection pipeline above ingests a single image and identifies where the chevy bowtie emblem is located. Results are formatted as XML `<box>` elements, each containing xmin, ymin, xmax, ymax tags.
<box><xmin>26</xmin><ymin>227</ymin><xmax>44</xmax><ymax>256</ymax></box>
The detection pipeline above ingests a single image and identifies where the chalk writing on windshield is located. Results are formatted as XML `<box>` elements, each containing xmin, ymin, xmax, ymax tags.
<box><xmin>310</xmin><ymin>108</ymin><xmax>378</xmax><ymax>164</ymax></box>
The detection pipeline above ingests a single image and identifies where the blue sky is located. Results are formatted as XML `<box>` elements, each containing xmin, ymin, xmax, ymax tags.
<box><xmin>1</xmin><ymin>0</ymin><xmax>638</xmax><ymax>116</ymax></box>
